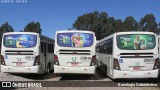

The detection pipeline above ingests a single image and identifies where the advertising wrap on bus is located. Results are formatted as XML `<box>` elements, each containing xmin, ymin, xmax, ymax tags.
<box><xmin>117</xmin><ymin>34</ymin><xmax>156</xmax><ymax>50</ymax></box>
<box><xmin>57</xmin><ymin>33</ymin><xmax>93</xmax><ymax>47</ymax></box>
<box><xmin>3</xmin><ymin>34</ymin><xmax>37</xmax><ymax>48</ymax></box>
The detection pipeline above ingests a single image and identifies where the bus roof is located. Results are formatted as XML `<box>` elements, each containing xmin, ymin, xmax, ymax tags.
<box><xmin>115</xmin><ymin>31</ymin><xmax>156</xmax><ymax>35</ymax></box>
<box><xmin>56</xmin><ymin>30</ymin><xmax>95</xmax><ymax>34</ymax></box>
<box><xmin>3</xmin><ymin>32</ymin><xmax>39</xmax><ymax>35</ymax></box>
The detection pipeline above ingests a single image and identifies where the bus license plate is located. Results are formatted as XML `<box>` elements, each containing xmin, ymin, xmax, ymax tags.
<box><xmin>133</xmin><ymin>67</ymin><xmax>140</xmax><ymax>70</ymax></box>
<box><xmin>71</xmin><ymin>62</ymin><xmax>78</xmax><ymax>66</ymax></box>
<box><xmin>16</xmin><ymin>62</ymin><xmax>22</xmax><ymax>66</ymax></box>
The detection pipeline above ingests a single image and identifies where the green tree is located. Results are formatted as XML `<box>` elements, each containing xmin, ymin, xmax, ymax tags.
<box><xmin>0</xmin><ymin>22</ymin><xmax>14</xmax><ymax>46</ymax></box>
<box><xmin>140</xmin><ymin>14</ymin><xmax>158</xmax><ymax>32</ymax></box>
<box><xmin>24</xmin><ymin>21</ymin><xmax>42</xmax><ymax>34</ymax></box>
<box><xmin>102</xmin><ymin>17</ymin><xmax>115</xmax><ymax>37</ymax></box>
<box><xmin>73</xmin><ymin>11</ymin><xmax>160</xmax><ymax>40</ymax></box>
<box><xmin>73</xmin><ymin>11</ymin><xmax>108</xmax><ymax>40</ymax></box>
<box><xmin>123</xmin><ymin>16</ymin><xmax>137</xmax><ymax>31</ymax></box>
<box><xmin>114</xmin><ymin>19</ymin><xmax>123</xmax><ymax>32</ymax></box>
<box><xmin>137</xmin><ymin>18</ymin><xmax>143</xmax><ymax>31</ymax></box>
<box><xmin>0</xmin><ymin>22</ymin><xmax>14</xmax><ymax>36</ymax></box>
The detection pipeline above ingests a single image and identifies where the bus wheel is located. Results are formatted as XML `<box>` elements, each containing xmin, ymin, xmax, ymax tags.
<box><xmin>90</xmin><ymin>74</ymin><xmax>96</xmax><ymax>80</ymax></box>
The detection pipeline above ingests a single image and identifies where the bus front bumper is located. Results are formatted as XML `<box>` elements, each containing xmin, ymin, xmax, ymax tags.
<box><xmin>1</xmin><ymin>65</ymin><xmax>40</xmax><ymax>74</ymax></box>
<box><xmin>54</xmin><ymin>65</ymin><xmax>96</xmax><ymax>74</ymax></box>
<box><xmin>112</xmin><ymin>69</ymin><xmax>159</xmax><ymax>79</ymax></box>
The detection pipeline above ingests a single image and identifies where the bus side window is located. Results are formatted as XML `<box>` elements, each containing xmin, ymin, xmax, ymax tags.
<box><xmin>100</xmin><ymin>43</ymin><xmax>103</xmax><ymax>53</ymax></box>
<box><xmin>107</xmin><ymin>40</ymin><xmax>109</xmax><ymax>54</ymax></box>
<box><xmin>41</xmin><ymin>42</ymin><xmax>44</xmax><ymax>53</ymax></box>
<box><xmin>111</xmin><ymin>39</ymin><xmax>113</xmax><ymax>55</ymax></box>
<box><xmin>47</xmin><ymin>42</ymin><xmax>54</xmax><ymax>53</ymax></box>
<box><xmin>158</xmin><ymin>39</ymin><xmax>159</xmax><ymax>53</ymax></box>
<box><xmin>47</xmin><ymin>43</ymin><xmax>51</xmax><ymax>53</ymax></box>
<box><xmin>44</xmin><ymin>42</ymin><xmax>47</xmax><ymax>56</ymax></box>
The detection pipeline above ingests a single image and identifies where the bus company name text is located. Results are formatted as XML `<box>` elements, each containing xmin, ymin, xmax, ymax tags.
<box><xmin>12</xmin><ymin>82</ymin><xmax>42</xmax><ymax>87</ymax></box>
<box><xmin>118</xmin><ymin>83</ymin><xmax>157</xmax><ymax>87</ymax></box>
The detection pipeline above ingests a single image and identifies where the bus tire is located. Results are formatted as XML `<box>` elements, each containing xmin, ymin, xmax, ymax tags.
<box><xmin>105</xmin><ymin>65</ymin><xmax>108</xmax><ymax>76</ymax></box>
<box><xmin>90</xmin><ymin>74</ymin><xmax>96</xmax><ymax>80</ymax></box>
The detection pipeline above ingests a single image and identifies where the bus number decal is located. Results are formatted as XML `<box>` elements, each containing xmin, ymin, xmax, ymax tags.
<box><xmin>144</xmin><ymin>58</ymin><xmax>154</xmax><ymax>64</ymax></box>
<box><xmin>25</xmin><ymin>56</ymin><xmax>34</xmax><ymax>60</ymax></box>
<box><xmin>80</xmin><ymin>56</ymin><xmax>91</xmax><ymax>62</ymax></box>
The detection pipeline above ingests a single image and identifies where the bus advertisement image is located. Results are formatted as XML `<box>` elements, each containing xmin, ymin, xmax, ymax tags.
<box><xmin>3</xmin><ymin>34</ymin><xmax>37</xmax><ymax>48</ymax></box>
<box><xmin>54</xmin><ymin>30</ymin><xmax>96</xmax><ymax>75</ymax></box>
<box><xmin>117</xmin><ymin>34</ymin><xmax>155</xmax><ymax>50</ymax></box>
<box><xmin>57</xmin><ymin>33</ymin><xmax>93</xmax><ymax>47</ymax></box>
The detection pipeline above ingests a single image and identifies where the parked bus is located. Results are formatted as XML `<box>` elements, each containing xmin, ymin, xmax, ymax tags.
<box><xmin>1</xmin><ymin>32</ymin><xmax>54</xmax><ymax>74</ymax></box>
<box><xmin>96</xmin><ymin>32</ymin><xmax>159</xmax><ymax>79</ymax></box>
<box><xmin>54</xmin><ymin>30</ymin><xmax>96</xmax><ymax>75</ymax></box>
<box><xmin>157</xmin><ymin>35</ymin><xmax>160</xmax><ymax>78</ymax></box>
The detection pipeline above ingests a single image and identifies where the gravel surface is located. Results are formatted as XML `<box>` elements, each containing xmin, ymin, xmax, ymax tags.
<box><xmin>0</xmin><ymin>67</ymin><xmax>159</xmax><ymax>90</ymax></box>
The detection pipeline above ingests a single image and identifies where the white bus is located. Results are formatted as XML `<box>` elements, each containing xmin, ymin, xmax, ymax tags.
<box><xmin>54</xmin><ymin>30</ymin><xmax>96</xmax><ymax>75</ymax></box>
<box><xmin>96</xmin><ymin>32</ymin><xmax>159</xmax><ymax>79</ymax></box>
<box><xmin>1</xmin><ymin>32</ymin><xmax>54</xmax><ymax>74</ymax></box>
<box><xmin>157</xmin><ymin>35</ymin><xmax>160</xmax><ymax>78</ymax></box>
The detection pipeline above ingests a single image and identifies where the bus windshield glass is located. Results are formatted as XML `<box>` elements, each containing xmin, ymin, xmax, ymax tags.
<box><xmin>117</xmin><ymin>34</ymin><xmax>156</xmax><ymax>50</ymax></box>
<box><xmin>3</xmin><ymin>34</ymin><xmax>37</xmax><ymax>48</ymax></box>
<box><xmin>57</xmin><ymin>33</ymin><xmax>93</xmax><ymax>47</ymax></box>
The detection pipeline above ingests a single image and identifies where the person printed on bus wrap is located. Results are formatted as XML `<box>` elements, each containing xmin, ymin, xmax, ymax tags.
<box><xmin>133</xmin><ymin>36</ymin><xmax>140</xmax><ymax>50</ymax></box>
<box><xmin>140</xmin><ymin>40</ymin><xmax>146</xmax><ymax>49</ymax></box>
<box><xmin>72</xmin><ymin>34</ymin><xmax>83</xmax><ymax>47</ymax></box>
<box><xmin>16</xmin><ymin>37</ymin><xmax>24</xmax><ymax>48</ymax></box>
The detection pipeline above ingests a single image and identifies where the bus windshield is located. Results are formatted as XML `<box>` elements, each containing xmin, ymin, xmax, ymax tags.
<box><xmin>3</xmin><ymin>34</ymin><xmax>37</xmax><ymax>48</ymax></box>
<box><xmin>57</xmin><ymin>33</ymin><xmax>93</xmax><ymax>47</ymax></box>
<box><xmin>117</xmin><ymin>34</ymin><xmax>156</xmax><ymax>50</ymax></box>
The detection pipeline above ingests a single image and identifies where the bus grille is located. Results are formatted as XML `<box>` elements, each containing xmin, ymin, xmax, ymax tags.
<box><xmin>5</xmin><ymin>50</ymin><xmax>34</xmax><ymax>55</ymax></box>
<box><xmin>119</xmin><ymin>53</ymin><xmax>154</xmax><ymax>58</ymax></box>
<box><xmin>59</xmin><ymin>49</ymin><xmax>91</xmax><ymax>55</ymax></box>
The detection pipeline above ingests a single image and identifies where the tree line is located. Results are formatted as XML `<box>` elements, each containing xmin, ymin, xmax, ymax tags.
<box><xmin>0</xmin><ymin>11</ymin><xmax>159</xmax><ymax>42</ymax></box>
<box><xmin>73</xmin><ymin>11</ymin><xmax>160</xmax><ymax>40</ymax></box>
<box><xmin>0</xmin><ymin>21</ymin><xmax>42</xmax><ymax>46</ymax></box>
